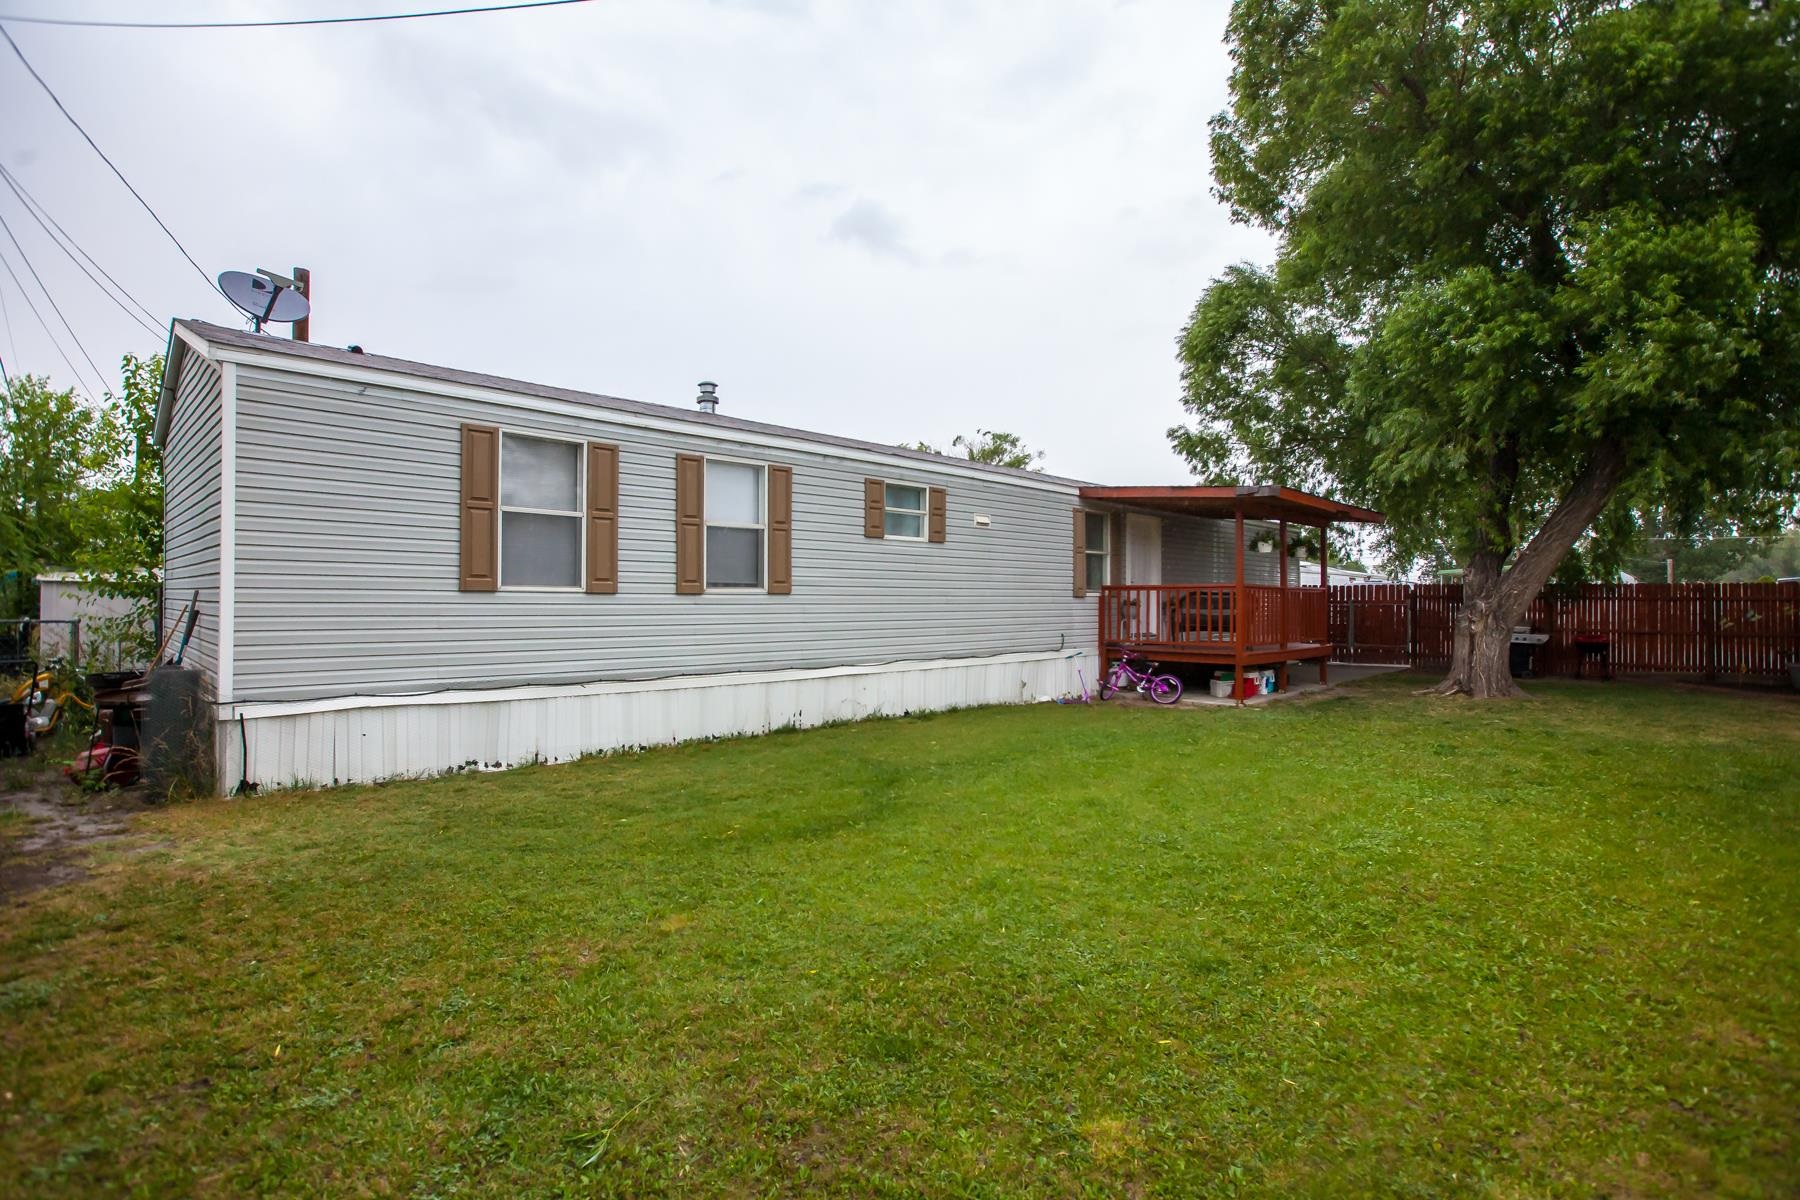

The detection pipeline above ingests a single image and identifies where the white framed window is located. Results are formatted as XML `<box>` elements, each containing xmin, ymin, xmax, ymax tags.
<box><xmin>705</xmin><ymin>458</ymin><xmax>765</xmax><ymax>590</ymax></box>
<box><xmin>884</xmin><ymin>482</ymin><xmax>927</xmax><ymax>539</ymax></box>
<box><xmin>499</xmin><ymin>431</ymin><xmax>584</xmax><ymax>589</ymax></box>
<box><xmin>1084</xmin><ymin>511</ymin><xmax>1110</xmax><ymax>590</ymax></box>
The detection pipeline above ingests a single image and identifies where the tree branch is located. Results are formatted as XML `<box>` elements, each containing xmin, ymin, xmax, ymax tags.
<box><xmin>1495</xmin><ymin>441</ymin><xmax>1630</xmax><ymax>610</ymax></box>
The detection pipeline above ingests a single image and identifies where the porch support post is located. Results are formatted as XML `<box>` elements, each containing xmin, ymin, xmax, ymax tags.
<box><xmin>1319</xmin><ymin>522</ymin><xmax>1330</xmax><ymax>684</ymax></box>
<box><xmin>1278</xmin><ymin>517</ymin><xmax>1288</xmax><ymax>648</ymax></box>
<box><xmin>1234</xmin><ymin>497</ymin><xmax>1246</xmax><ymax>703</ymax></box>
<box><xmin>1096</xmin><ymin>582</ymin><xmax>1105</xmax><ymax>667</ymax></box>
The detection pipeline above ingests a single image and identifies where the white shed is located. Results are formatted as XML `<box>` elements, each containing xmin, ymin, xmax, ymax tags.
<box><xmin>34</xmin><ymin>572</ymin><xmax>147</xmax><ymax>667</ymax></box>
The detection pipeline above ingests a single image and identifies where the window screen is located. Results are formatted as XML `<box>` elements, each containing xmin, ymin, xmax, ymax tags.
<box><xmin>499</xmin><ymin>433</ymin><xmax>582</xmax><ymax>588</ymax></box>
<box><xmin>706</xmin><ymin>461</ymin><xmax>762</xmax><ymax>524</ymax></box>
<box><xmin>1084</xmin><ymin>511</ymin><xmax>1109</xmax><ymax>589</ymax></box>
<box><xmin>502</xmin><ymin>435</ymin><xmax>580</xmax><ymax>510</ymax></box>
<box><xmin>503</xmin><ymin>511</ymin><xmax>582</xmax><ymax>588</ymax></box>
<box><xmin>885</xmin><ymin>483</ymin><xmax>926</xmax><ymax>539</ymax></box>
<box><xmin>706</xmin><ymin>526</ymin><xmax>763</xmax><ymax>588</ymax></box>
<box><xmin>704</xmin><ymin>460</ymin><xmax>765</xmax><ymax>589</ymax></box>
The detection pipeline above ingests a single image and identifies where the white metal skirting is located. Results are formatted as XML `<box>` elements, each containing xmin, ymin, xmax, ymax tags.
<box><xmin>214</xmin><ymin>650</ymin><xmax>1092</xmax><ymax>792</ymax></box>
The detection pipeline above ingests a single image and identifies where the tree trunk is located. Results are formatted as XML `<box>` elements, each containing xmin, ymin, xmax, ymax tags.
<box><xmin>1436</xmin><ymin>549</ymin><xmax>1509</xmax><ymax>695</ymax></box>
<box><xmin>1435</xmin><ymin>443</ymin><xmax>1628</xmax><ymax>699</ymax></box>
<box><xmin>1441</xmin><ymin>572</ymin><xmax>1535</xmax><ymax>698</ymax></box>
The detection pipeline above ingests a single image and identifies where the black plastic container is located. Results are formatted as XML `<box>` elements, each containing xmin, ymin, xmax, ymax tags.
<box><xmin>0</xmin><ymin>700</ymin><xmax>26</xmax><ymax>757</ymax></box>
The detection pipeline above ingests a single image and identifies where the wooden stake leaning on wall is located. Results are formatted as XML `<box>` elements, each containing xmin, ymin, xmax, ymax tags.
<box><xmin>291</xmin><ymin>267</ymin><xmax>311</xmax><ymax>342</ymax></box>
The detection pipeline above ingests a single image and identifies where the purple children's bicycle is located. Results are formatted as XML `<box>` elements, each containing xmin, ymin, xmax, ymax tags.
<box><xmin>1098</xmin><ymin>651</ymin><xmax>1184</xmax><ymax>705</ymax></box>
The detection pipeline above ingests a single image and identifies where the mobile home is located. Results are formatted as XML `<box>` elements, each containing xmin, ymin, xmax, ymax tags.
<box><xmin>156</xmin><ymin>320</ymin><xmax>1378</xmax><ymax>792</ymax></box>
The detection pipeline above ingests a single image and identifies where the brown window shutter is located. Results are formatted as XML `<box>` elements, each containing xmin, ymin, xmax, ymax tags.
<box><xmin>585</xmin><ymin>442</ymin><xmax>619</xmax><ymax>594</ymax></box>
<box><xmin>863</xmin><ymin>478</ymin><xmax>885</xmax><ymax>538</ymax></box>
<box><xmin>927</xmin><ymin>487</ymin><xmax>947</xmax><ymax>543</ymax></box>
<box><xmin>768</xmin><ymin>465</ymin><xmax>793</xmax><ymax>594</ymax></box>
<box><xmin>459</xmin><ymin>423</ymin><xmax>499</xmax><ymax>592</ymax></box>
<box><xmin>675</xmin><ymin>454</ymin><xmax>704</xmax><ymax>594</ymax></box>
<box><xmin>1072</xmin><ymin>507</ymin><xmax>1087</xmax><ymax>598</ymax></box>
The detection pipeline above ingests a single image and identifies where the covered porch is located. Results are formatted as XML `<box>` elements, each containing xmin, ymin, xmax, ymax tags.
<box><xmin>1080</xmin><ymin>485</ymin><xmax>1385</xmax><ymax>701</ymax></box>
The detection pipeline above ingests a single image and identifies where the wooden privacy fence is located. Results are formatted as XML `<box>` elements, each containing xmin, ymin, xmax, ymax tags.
<box><xmin>1329</xmin><ymin>583</ymin><xmax>1800</xmax><ymax>679</ymax></box>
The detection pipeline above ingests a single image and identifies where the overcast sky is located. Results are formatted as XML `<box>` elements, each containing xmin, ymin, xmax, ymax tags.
<box><xmin>1</xmin><ymin>0</ymin><xmax>1266</xmax><ymax>483</ymax></box>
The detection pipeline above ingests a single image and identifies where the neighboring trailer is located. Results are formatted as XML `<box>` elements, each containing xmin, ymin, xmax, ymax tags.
<box><xmin>157</xmin><ymin>322</ymin><xmax>1106</xmax><ymax>792</ymax></box>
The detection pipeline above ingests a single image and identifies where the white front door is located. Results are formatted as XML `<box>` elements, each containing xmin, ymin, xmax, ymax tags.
<box><xmin>1125</xmin><ymin>514</ymin><xmax>1162</xmax><ymax>584</ymax></box>
<box><xmin>1125</xmin><ymin>515</ymin><xmax>1163</xmax><ymax>640</ymax></box>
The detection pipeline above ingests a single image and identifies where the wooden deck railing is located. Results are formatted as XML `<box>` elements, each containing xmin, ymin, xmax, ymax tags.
<box><xmin>1100</xmin><ymin>584</ymin><xmax>1329</xmax><ymax>654</ymax></box>
<box><xmin>1244</xmin><ymin>585</ymin><xmax>1284</xmax><ymax>646</ymax></box>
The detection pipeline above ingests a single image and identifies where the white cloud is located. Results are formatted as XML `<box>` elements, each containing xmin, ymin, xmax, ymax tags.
<box><xmin>0</xmin><ymin>0</ymin><xmax>1265</xmax><ymax>483</ymax></box>
<box><xmin>827</xmin><ymin>199</ymin><xmax>916</xmax><ymax>262</ymax></box>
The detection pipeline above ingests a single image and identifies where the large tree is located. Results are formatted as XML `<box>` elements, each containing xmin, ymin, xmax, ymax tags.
<box><xmin>1172</xmin><ymin>0</ymin><xmax>1800</xmax><ymax>696</ymax></box>
<box><xmin>0</xmin><ymin>355</ymin><xmax>164</xmax><ymax>630</ymax></box>
<box><xmin>0</xmin><ymin>374</ymin><xmax>111</xmax><ymax>616</ymax></box>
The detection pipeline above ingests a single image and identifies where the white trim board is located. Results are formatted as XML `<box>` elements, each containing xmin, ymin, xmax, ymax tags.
<box><xmin>217</xmin><ymin>361</ymin><xmax>237</xmax><ymax>703</ymax></box>
<box><xmin>153</xmin><ymin>322</ymin><xmax>221</xmax><ymax>445</ymax></box>
<box><xmin>220</xmin><ymin>649</ymin><xmax>1089</xmax><ymax>720</ymax></box>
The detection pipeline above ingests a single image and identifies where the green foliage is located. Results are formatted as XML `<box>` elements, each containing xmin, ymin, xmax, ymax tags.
<box><xmin>1724</xmin><ymin>526</ymin><xmax>1800</xmax><ymax>581</ymax></box>
<box><xmin>70</xmin><ymin>355</ymin><xmax>164</xmax><ymax>648</ymax></box>
<box><xmin>1614</xmin><ymin>513</ymin><xmax>1795</xmax><ymax>582</ymax></box>
<box><xmin>909</xmin><ymin>429</ymin><xmax>1046</xmax><ymax>471</ymax></box>
<box><xmin>0</xmin><ymin>357</ymin><xmax>163</xmax><ymax>646</ymax></box>
<box><xmin>2</xmin><ymin>684</ymin><xmax>1796</xmax><ymax>1194</ymax></box>
<box><xmin>1173</xmin><ymin>0</ymin><xmax>1800</xmax><ymax>575</ymax></box>
<box><xmin>0</xmin><ymin>376</ymin><xmax>113</xmax><ymax>615</ymax></box>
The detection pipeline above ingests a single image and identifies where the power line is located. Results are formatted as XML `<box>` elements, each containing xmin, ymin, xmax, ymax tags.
<box><xmin>0</xmin><ymin>210</ymin><xmax>110</xmax><ymax>394</ymax></box>
<box><xmin>0</xmin><ymin>162</ymin><xmax>162</xmax><ymax>330</ymax></box>
<box><xmin>0</xmin><ymin>269</ymin><xmax>16</xmax><ymax>378</ymax></box>
<box><xmin>0</xmin><ymin>245</ymin><xmax>94</xmax><ymax>395</ymax></box>
<box><xmin>0</xmin><ymin>166</ymin><xmax>163</xmax><ymax>338</ymax></box>
<box><xmin>0</xmin><ymin>24</ymin><xmax>228</xmax><ymax>309</ymax></box>
<box><xmin>0</xmin><ymin>1</ymin><xmax>591</xmax><ymax>30</ymax></box>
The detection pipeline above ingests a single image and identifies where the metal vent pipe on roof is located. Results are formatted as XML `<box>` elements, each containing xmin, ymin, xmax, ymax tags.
<box><xmin>696</xmin><ymin>381</ymin><xmax>718</xmax><ymax>414</ymax></box>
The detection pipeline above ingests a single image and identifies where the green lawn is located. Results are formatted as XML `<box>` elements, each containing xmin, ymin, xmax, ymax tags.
<box><xmin>2</xmin><ymin>675</ymin><xmax>1796</xmax><ymax>1197</ymax></box>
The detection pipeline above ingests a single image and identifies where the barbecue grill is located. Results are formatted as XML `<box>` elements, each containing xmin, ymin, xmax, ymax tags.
<box><xmin>1509</xmin><ymin>626</ymin><xmax>1549</xmax><ymax>677</ymax></box>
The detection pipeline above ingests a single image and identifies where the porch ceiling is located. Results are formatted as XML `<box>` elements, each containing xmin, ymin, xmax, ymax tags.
<box><xmin>1078</xmin><ymin>485</ymin><xmax>1384</xmax><ymax>525</ymax></box>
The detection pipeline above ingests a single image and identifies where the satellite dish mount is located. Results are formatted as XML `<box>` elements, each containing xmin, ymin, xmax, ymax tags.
<box><xmin>219</xmin><ymin>268</ymin><xmax>311</xmax><ymax>333</ymax></box>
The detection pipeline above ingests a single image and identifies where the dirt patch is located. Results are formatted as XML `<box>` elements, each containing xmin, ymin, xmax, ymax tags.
<box><xmin>0</xmin><ymin>756</ymin><xmax>155</xmax><ymax>902</ymax></box>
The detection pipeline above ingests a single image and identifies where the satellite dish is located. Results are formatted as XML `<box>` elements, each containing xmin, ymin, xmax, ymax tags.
<box><xmin>219</xmin><ymin>269</ymin><xmax>310</xmax><ymax>331</ymax></box>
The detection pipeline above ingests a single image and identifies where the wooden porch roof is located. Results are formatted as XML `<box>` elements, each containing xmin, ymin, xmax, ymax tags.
<box><xmin>1077</xmin><ymin>485</ymin><xmax>1384</xmax><ymax>525</ymax></box>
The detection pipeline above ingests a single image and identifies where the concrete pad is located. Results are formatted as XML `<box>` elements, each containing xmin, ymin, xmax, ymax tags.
<box><xmin>1103</xmin><ymin>661</ymin><xmax>1409</xmax><ymax>708</ymax></box>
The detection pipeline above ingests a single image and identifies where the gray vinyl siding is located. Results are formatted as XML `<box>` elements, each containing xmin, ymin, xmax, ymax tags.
<box><xmin>1160</xmin><ymin>515</ymin><xmax>1313</xmax><ymax>586</ymax></box>
<box><xmin>231</xmin><ymin>364</ymin><xmax>1093</xmax><ymax>702</ymax></box>
<box><xmin>160</xmin><ymin>350</ymin><xmax>224</xmax><ymax>684</ymax></box>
